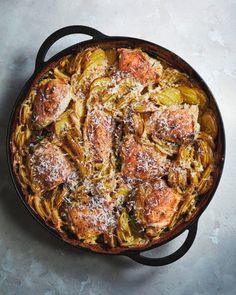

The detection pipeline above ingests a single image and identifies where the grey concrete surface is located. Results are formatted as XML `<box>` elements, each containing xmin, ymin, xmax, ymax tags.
<box><xmin>0</xmin><ymin>1</ymin><xmax>236</xmax><ymax>294</ymax></box>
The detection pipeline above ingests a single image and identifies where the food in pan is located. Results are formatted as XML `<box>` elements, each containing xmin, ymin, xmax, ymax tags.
<box><xmin>11</xmin><ymin>47</ymin><xmax>219</xmax><ymax>252</ymax></box>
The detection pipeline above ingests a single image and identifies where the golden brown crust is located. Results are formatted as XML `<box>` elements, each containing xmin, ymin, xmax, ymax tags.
<box><xmin>33</xmin><ymin>79</ymin><xmax>72</xmax><ymax>129</ymax></box>
<box><xmin>69</xmin><ymin>197</ymin><xmax>115</xmax><ymax>239</ymax></box>
<box><xmin>136</xmin><ymin>180</ymin><xmax>182</xmax><ymax>231</ymax></box>
<box><xmin>84</xmin><ymin>109</ymin><xmax>114</xmax><ymax>163</ymax></box>
<box><xmin>147</xmin><ymin>105</ymin><xmax>199</xmax><ymax>144</ymax></box>
<box><xmin>28</xmin><ymin>140</ymin><xmax>75</xmax><ymax>191</ymax></box>
<box><xmin>118</xmin><ymin>48</ymin><xmax>162</xmax><ymax>85</ymax></box>
<box><xmin>121</xmin><ymin>136</ymin><xmax>169</xmax><ymax>180</ymax></box>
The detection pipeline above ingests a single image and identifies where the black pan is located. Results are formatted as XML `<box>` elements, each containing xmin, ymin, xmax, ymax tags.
<box><xmin>7</xmin><ymin>25</ymin><xmax>225</xmax><ymax>266</ymax></box>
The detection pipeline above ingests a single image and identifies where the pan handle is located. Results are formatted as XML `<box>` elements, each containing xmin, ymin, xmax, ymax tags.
<box><xmin>35</xmin><ymin>25</ymin><xmax>108</xmax><ymax>68</ymax></box>
<box><xmin>126</xmin><ymin>220</ymin><xmax>198</xmax><ymax>266</ymax></box>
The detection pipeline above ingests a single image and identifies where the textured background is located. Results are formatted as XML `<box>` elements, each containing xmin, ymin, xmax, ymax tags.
<box><xmin>0</xmin><ymin>1</ymin><xmax>236</xmax><ymax>294</ymax></box>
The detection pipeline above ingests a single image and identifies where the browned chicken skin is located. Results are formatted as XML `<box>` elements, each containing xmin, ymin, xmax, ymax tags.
<box><xmin>118</xmin><ymin>48</ymin><xmax>162</xmax><ymax>85</ymax></box>
<box><xmin>33</xmin><ymin>79</ymin><xmax>72</xmax><ymax>129</ymax></box>
<box><xmin>147</xmin><ymin>105</ymin><xmax>199</xmax><ymax>144</ymax></box>
<box><xmin>136</xmin><ymin>180</ymin><xmax>181</xmax><ymax>231</ymax></box>
<box><xmin>121</xmin><ymin>136</ymin><xmax>169</xmax><ymax>180</ymax></box>
<box><xmin>69</xmin><ymin>198</ymin><xmax>115</xmax><ymax>238</ymax></box>
<box><xmin>28</xmin><ymin>141</ymin><xmax>74</xmax><ymax>191</ymax></box>
<box><xmin>84</xmin><ymin>109</ymin><xmax>114</xmax><ymax>163</ymax></box>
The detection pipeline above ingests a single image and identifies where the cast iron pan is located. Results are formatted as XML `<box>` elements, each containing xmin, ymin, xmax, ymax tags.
<box><xmin>7</xmin><ymin>25</ymin><xmax>225</xmax><ymax>266</ymax></box>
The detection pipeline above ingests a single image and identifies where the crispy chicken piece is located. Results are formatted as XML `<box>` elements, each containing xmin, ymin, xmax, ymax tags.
<box><xmin>33</xmin><ymin>79</ymin><xmax>72</xmax><ymax>129</ymax></box>
<box><xmin>136</xmin><ymin>180</ymin><xmax>181</xmax><ymax>231</ymax></box>
<box><xmin>118</xmin><ymin>48</ymin><xmax>163</xmax><ymax>85</ymax></box>
<box><xmin>121</xmin><ymin>136</ymin><xmax>169</xmax><ymax>180</ymax></box>
<box><xmin>84</xmin><ymin>109</ymin><xmax>114</xmax><ymax>163</ymax></box>
<box><xmin>147</xmin><ymin>105</ymin><xmax>199</xmax><ymax>144</ymax></box>
<box><xmin>28</xmin><ymin>141</ymin><xmax>74</xmax><ymax>191</ymax></box>
<box><xmin>68</xmin><ymin>197</ymin><xmax>115</xmax><ymax>239</ymax></box>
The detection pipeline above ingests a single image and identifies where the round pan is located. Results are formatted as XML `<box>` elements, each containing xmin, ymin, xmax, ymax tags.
<box><xmin>7</xmin><ymin>25</ymin><xmax>225</xmax><ymax>266</ymax></box>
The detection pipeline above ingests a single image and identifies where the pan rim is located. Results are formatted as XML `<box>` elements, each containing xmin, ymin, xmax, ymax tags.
<box><xmin>6</xmin><ymin>35</ymin><xmax>226</xmax><ymax>255</ymax></box>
